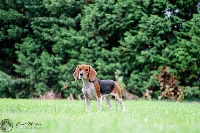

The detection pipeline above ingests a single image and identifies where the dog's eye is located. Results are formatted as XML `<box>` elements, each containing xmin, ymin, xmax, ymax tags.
<box><xmin>79</xmin><ymin>68</ymin><xmax>81</xmax><ymax>71</ymax></box>
<box><xmin>85</xmin><ymin>69</ymin><xmax>88</xmax><ymax>71</ymax></box>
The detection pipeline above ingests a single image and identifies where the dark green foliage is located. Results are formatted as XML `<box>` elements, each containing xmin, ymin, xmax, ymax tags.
<box><xmin>0</xmin><ymin>70</ymin><xmax>28</xmax><ymax>98</ymax></box>
<box><xmin>0</xmin><ymin>0</ymin><xmax>199</xmax><ymax>100</ymax></box>
<box><xmin>183</xmin><ymin>86</ymin><xmax>200</xmax><ymax>100</ymax></box>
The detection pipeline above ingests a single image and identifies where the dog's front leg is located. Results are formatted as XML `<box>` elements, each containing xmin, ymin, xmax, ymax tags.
<box><xmin>85</xmin><ymin>96</ymin><xmax>90</xmax><ymax>111</ymax></box>
<box><xmin>105</xmin><ymin>96</ymin><xmax>112</xmax><ymax>110</ymax></box>
<box><xmin>97</xmin><ymin>97</ymin><xmax>102</xmax><ymax>111</ymax></box>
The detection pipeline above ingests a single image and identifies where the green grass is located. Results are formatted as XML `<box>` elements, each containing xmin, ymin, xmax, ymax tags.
<box><xmin>0</xmin><ymin>99</ymin><xmax>200</xmax><ymax>133</ymax></box>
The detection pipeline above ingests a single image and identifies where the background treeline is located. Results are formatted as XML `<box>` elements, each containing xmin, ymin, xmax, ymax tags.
<box><xmin>0</xmin><ymin>0</ymin><xmax>199</xmax><ymax>100</ymax></box>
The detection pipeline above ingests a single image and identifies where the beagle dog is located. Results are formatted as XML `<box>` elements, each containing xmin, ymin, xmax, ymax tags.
<box><xmin>73</xmin><ymin>64</ymin><xmax>125</xmax><ymax>111</ymax></box>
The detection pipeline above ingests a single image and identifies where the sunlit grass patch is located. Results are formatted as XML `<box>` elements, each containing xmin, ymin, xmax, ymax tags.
<box><xmin>0</xmin><ymin>99</ymin><xmax>200</xmax><ymax>133</ymax></box>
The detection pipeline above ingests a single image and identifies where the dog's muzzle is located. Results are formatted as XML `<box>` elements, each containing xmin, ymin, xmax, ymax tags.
<box><xmin>79</xmin><ymin>72</ymin><xmax>84</xmax><ymax>79</ymax></box>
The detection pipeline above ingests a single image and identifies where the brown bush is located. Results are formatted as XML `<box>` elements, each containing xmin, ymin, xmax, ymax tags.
<box><xmin>39</xmin><ymin>91</ymin><xmax>61</xmax><ymax>99</ymax></box>
<box><xmin>156</xmin><ymin>66</ymin><xmax>184</xmax><ymax>101</ymax></box>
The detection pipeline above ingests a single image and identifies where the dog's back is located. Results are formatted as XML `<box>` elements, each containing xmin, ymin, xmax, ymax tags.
<box><xmin>97</xmin><ymin>79</ymin><xmax>115</xmax><ymax>95</ymax></box>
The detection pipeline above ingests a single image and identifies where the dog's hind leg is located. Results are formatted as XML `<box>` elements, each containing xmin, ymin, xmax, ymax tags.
<box><xmin>116</xmin><ymin>96</ymin><xmax>125</xmax><ymax>111</ymax></box>
<box><xmin>113</xmin><ymin>82</ymin><xmax>125</xmax><ymax>111</ymax></box>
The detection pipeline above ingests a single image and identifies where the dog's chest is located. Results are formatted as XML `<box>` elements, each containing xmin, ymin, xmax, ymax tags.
<box><xmin>82</xmin><ymin>82</ymin><xmax>97</xmax><ymax>99</ymax></box>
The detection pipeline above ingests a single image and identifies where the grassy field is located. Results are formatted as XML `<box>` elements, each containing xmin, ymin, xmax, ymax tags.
<box><xmin>0</xmin><ymin>99</ymin><xmax>200</xmax><ymax>133</ymax></box>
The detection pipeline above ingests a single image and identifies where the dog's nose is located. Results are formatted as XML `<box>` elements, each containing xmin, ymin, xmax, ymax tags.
<box><xmin>80</xmin><ymin>73</ymin><xmax>83</xmax><ymax>76</ymax></box>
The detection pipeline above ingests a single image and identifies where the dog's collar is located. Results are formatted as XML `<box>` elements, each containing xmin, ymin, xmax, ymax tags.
<box><xmin>89</xmin><ymin>78</ymin><xmax>97</xmax><ymax>83</ymax></box>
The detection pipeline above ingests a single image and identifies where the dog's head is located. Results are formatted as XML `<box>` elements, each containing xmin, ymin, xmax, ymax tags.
<box><xmin>73</xmin><ymin>64</ymin><xmax>97</xmax><ymax>81</ymax></box>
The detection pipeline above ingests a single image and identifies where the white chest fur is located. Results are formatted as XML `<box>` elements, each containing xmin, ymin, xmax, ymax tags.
<box><xmin>82</xmin><ymin>80</ymin><xmax>97</xmax><ymax>99</ymax></box>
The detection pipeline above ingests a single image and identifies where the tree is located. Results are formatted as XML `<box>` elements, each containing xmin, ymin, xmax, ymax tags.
<box><xmin>0</xmin><ymin>0</ymin><xmax>199</xmax><ymax>100</ymax></box>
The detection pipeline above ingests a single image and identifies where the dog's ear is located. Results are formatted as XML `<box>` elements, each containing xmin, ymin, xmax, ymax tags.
<box><xmin>89</xmin><ymin>65</ymin><xmax>97</xmax><ymax>81</ymax></box>
<box><xmin>73</xmin><ymin>66</ymin><xmax>79</xmax><ymax>81</ymax></box>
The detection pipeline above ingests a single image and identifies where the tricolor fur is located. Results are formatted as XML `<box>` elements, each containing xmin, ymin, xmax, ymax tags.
<box><xmin>73</xmin><ymin>64</ymin><xmax>125</xmax><ymax>111</ymax></box>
